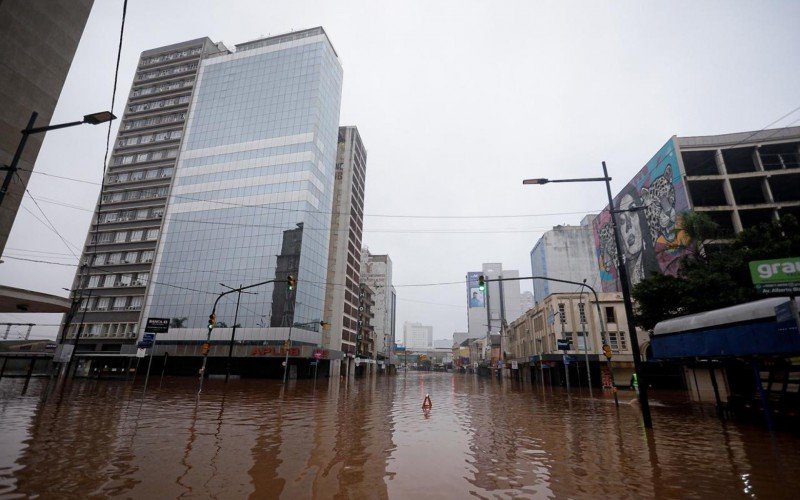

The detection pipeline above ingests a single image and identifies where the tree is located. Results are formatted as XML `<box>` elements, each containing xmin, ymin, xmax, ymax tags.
<box><xmin>632</xmin><ymin>214</ymin><xmax>800</xmax><ymax>330</ymax></box>
<box><xmin>170</xmin><ymin>317</ymin><xmax>188</xmax><ymax>328</ymax></box>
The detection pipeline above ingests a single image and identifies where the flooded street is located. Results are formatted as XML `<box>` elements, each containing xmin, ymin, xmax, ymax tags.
<box><xmin>1</xmin><ymin>372</ymin><xmax>799</xmax><ymax>499</ymax></box>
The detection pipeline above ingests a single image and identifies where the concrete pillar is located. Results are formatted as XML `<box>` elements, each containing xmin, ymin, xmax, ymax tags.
<box><xmin>347</xmin><ymin>358</ymin><xmax>355</xmax><ymax>378</ymax></box>
<box><xmin>716</xmin><ymin>148</ymin><xmax>743</xmax><ymax>233</ymax></box>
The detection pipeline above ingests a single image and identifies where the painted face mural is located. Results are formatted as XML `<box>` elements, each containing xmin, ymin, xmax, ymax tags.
<box><xmin>641</xmin><ymin>164</ymin><xmax>678</xmax><ymax>244</ymax></box>
<box><xmin>593</xmin><ymin>140</ymin><xmax>691</xmax><ymax>292</ymax></box>
<box><xmin>618</xmin><ymin>194</ymin><xmax>643</xmax><ymax>257</ymax></box>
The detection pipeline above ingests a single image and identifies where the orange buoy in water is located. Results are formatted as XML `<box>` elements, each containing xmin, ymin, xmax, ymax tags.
<box><xmin>422</xmin><ymin>394</ymin><xmax>432</xmax><ymax>409</ymax></box>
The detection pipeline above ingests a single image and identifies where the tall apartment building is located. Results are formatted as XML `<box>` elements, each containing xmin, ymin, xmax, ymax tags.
<box><xmin>466</xmin><ymin>263</ymin><xmax>522</xmax><ymax>341</ymax></box>
<box><xmin>403</xmin><ymin>321</ymin><xmax>432</xmax><ymax>350</ymax></box>
<box><xmin>530</xmin><ymin>215</ymin><xmax>601</xmax><ymax>304</ymax></box>
<box><xmin>63</xmin><ymin>37</ymin><xmax>226</xmax><ymax>348</ymax></box>
<box><xmin>360</xmin><ymin>249</ymin><xmax>396</xmax><ymax>363</ymax></box>
<box><xmin>63</xmin><ymin>29</ymin><xmax>344</xmax><ymax>377</ymax></box>
<box><xmin>323</xmin><ymin>126</ymin><xmax>366</xmax><ymax>376</ymax></box>
<box><xmin>0</xmin><ymin>0</ymin><xmax>94</xmax><ymax>254</ymax></box>
<box><xmin>593</xmin><ymin>127</ymin><xmax>800</xmax><ymax>292</ymax></box>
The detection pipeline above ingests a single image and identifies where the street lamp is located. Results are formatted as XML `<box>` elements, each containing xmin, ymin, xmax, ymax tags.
<box><xmin>0</xmin><ymin>110</ymin><xmax>117</xmax><ymax>207</ymax></box>
<box><xmin>523</xmin><ymin>161</ymin><xmax>654</xmax><ymax>429</ymax></box>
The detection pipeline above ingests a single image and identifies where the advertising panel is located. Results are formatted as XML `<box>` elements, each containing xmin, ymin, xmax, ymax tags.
<box><xmin>593</xmin><ymin>138</ymin><xmax>692</xmax><ymax>292</ymax></box>
<box><xmin>466</xmin><ymin>271</ymin><xmax>485</xmax><ymax>308</ymax></box>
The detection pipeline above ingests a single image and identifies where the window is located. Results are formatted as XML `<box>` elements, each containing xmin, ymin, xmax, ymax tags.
<box><xmin>119</xmin><ymin>274</ymin><xmax>133</xmax><ymax>286</ymax></box>
<box><xmin>124</xmin><ymin>252</ymin><xmax>138</xmax><ymax>263</ymax></box>
<box><xmin>130</xmin><ymin>230</ymin><xmax>144</xmax><ymax>242</ymax></box>
<box><xmin>135</xmin><ymin>273</ymin><xmax>149</xmax><ymax>286</ymax></box>
<box><xmin>578</xmin><ymin>302</ymin><xmax>587</xmax><ymax>324</ymax></box>
<box><xmin>111</xmin><ymin>297</ymin><xmax>127</xmax><ymax>310</ymax></box>
<box><xmin>114</xmin><ymin>232</ymin><xmax>127</xmax><ymax>243</ymax></box>
<box><xmin>88</xmin><ymin>275</ymin><xmax>101</xmax><ymax>288</ymax></box>
<box><xmin>146</xmin><ymin>168</ymin><xmax>159</xmax><ymax>179</ymax></box>
<box><xmin>558</xmin><ymin>303</ymin><xmax>566</xmax><ymax>324</ymax></box>
<box><xmin>131</xmin><ymin>171</ymin><xmax>144</xmax><ymax>181</ymax></box>
<box><xmin>137</xmin><ymin>209</ymin><xmax>150</xmax><ymax>219</ymax></box>
<box><xmin>146</xmin><ymin>229</ymin><xmax>160</xmax><ymax>240</ymax></box>
<box><xmin>136</xmin><ymin>153</ymin><xmax>149</xmax><ymax>163</ymax></box>
<box><xmin>605</xmin><ymin>307</ymin><xmax>616</xmax><ymax>323</ymax></box>
<box><xmin>107</xmin><ymin>252</ymin><xmax>121</xmax><ymax>264</ymax></box>
<box><xmin>129</xmin><ymin>296</ymin><xmax>143</xmax><ymax>309</ymax></box>
<box><xmin>96</xmin><ymin>232</ymin><xmax>114</xmax><ymax>244</ymax></box>
<box><xmin>141</xmin><ymin>250</ymin><xmax>154</xmax><ymax>262</ymax></box>
<box><xmin>93</xmin><ymin>253</ymin><xmax>106</xmax><ymax>265</ymax></box>
<box><xmin>576</xmin><ymin>331</ymin><xmax>588</xmax><ymax>351</ymax></box>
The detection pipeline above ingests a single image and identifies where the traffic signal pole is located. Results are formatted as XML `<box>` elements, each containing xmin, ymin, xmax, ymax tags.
<box><xmin>198</xmin><ymin>278</ymin><xmax>283</xmax><ymax>395</ymax></box>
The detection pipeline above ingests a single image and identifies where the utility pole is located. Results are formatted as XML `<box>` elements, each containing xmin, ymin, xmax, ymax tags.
<box><xmin>602</xmin><ymin>161</ymin><xmax>653</xmax><ymax>428</ymax></box>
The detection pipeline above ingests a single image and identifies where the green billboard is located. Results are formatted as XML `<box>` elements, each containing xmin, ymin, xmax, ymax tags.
<box><xmin>749</xmin><ymin>257</ymin><xmax>800</xmax><ymax>294</ymax></box>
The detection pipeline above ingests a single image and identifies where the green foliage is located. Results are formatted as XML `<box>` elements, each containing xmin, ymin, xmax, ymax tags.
<box><xmin>632</xmin><ymin>214</ymin><xmax>800</xmax><ymax>330</ymax></box>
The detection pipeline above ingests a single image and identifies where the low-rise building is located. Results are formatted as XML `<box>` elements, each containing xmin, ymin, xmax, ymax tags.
<box><xmin>503</xmin><ymin>291</ymin><xmax>640</xmax><ymax>388</ymax></box>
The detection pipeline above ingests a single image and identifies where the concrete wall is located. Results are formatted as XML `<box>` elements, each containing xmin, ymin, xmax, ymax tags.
<box><xmin>0</xmin><ymin>0</ymin><xmax>94</xmax><ymax>254</ymax></box>
<box><xmin>530</xmin><ymin>224</ymin><xmax>601</xmax><ymax>304</ymax></box>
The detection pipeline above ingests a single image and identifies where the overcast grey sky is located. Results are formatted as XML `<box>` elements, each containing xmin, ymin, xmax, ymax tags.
<box><xmin>2</xmin><ymin>0</ymin><xmax>799</xmax><ymax>341</ymax></box>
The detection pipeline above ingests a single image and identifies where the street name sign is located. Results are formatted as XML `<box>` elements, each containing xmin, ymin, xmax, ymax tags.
<box><xmin>557</xmin><ymin>339</ymin><xmax>571</xmax><ymax>351</ymax></box>
<box><xmin>750</xmin><ymin>257</ymin><xmax>800</xmax><ymax>295</ymax></box>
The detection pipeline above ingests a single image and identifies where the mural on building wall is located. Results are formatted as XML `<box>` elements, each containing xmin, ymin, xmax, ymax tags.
<box><xmin>593</xmin><ymin>138</ymin><xmax>692</xmax><ymax>292</ymax></box>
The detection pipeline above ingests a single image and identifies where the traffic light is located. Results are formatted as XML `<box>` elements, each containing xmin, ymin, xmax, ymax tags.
<box><xmin>201</xmin><ymin>342</ymin><xmax>210</xmax><ymax>355</ymax></box>
<box><xmin>208</xmin><ymin>313</ymin><xmax>216</xmax><ymax>331</ymax></box>
<box><xmin>287</xmin><ymin>274</ymin><xmax>296</xmax><ymax>291</ymax></box>
<box><xmin>478</xmin><ymin>275</ymin><xmax>486</xmax><ymax>291</ymax></box>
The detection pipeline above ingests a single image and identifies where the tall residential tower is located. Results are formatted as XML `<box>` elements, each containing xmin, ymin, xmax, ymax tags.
<box><xmin>324</xmin><ymin>126</ymin><xmax>367</xmax><ymax>376</ymax></box>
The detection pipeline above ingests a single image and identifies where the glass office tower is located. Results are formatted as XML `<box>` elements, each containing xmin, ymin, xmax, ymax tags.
<box><xmin>141</xmin><ymin>28</ymin><xmax>343</xmax><ymax>349</ymax></box>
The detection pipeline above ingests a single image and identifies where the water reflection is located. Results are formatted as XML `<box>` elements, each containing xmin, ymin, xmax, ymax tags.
<box><xmin>1</xmin><ymin>373</ymin><xmax>800</xmax><ymax>498</ymax></box>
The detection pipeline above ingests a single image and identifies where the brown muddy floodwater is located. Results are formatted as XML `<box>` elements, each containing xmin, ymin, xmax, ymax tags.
<box><xmin>1</xmin><ymin>372</ymin><xmax>799</xmax><ymax>499</ymax></box>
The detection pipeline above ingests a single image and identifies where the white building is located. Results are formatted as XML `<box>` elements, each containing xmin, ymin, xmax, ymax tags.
<box><xmin>466</xmin><ymin>263</ymin><xmax>523</xmax><ymax>341</ymax></box>
<box><xmin>360</xmin><ymin>249</ymin><xmax>397</xmax><ymax>363</ymax></box>
<box><xmin>433</xmin><ymin>338</ymin><xmax>452</xmax><ymax>349</ymax></box>
<box><xmin>520</xmin><ymin>291</ymin><xmax>535</xmax><ymax>313</ymax></box>
<box><xmin>404</xmin><ymin>321</ymin><xmax>432</xmax><ymax>350</ymax></box>
<box><xmin>530</xmin><ymin>215</ymin><xmax>601</xmax><ymax>304</ymax></box>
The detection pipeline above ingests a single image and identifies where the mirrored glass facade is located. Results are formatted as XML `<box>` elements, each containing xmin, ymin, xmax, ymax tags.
<box><xmin>142</xmin><ymin>29</ymin><xmax>343</xmax><ymax>346</ymax></box>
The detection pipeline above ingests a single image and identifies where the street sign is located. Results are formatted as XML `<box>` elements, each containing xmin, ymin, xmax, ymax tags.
<box><xmin>138</xmin><ymin>332</ymin><xmax>156</xmax><ymax>348</ymax></box>
<box><xmin>602</xmin><ymin>344</ymin><xmax>613</xmax><ymax>359</ymax></box>
<box><xmin>145</xmin><ymin>317</ymin><xmax>170</xmax><ymax>334</ymax></box>
<box><xmin>310</xmin><ymin>361</ymin><xmax>318</xmax><ymax>366</ymax></box>
<box><xmin>750</xmin><ymin>257</ymin><xmax>800</xmax><ymax>295</ymax></box>
<box><xmin>557</xmin><ymin>339</ymin><xmax>571</xmax><ymax>351</ymax></box>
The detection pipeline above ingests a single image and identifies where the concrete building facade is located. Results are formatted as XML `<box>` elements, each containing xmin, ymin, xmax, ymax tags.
<box><xmin>403</xmin><ymin>321</ymin><xmax>432</xmax><ymax>350</ymax></box>
<box><xmin>360</xmin><ymin>249</ymin><xmax>396</xmax><ymax>363</ymax></box>
<box><xmin>530</xmin><ymin>215</ymin><xmax>601</xmax><ymax>304</ymax></box>
<box><xmin>323</xmin><ymin>126</ymin><xmax>366</xmax><ymax>376</ymax></box>
<box><xmin>594</xmin><ymin>127</ymin><xmax>800</xmax><ymax>292</ymax></box>
<box><xmin>503</xmin><ymin>291</ymin><xmax>638</xmax><ymax>388</ymax></box>
<box><xmin>63</xmin><ymin>37</ymin><xmax>226</xmax><ymax>348</ymax></box>
<box><xmin>0</xmin><ymin>0</ymin><xmax>94</xmax><ymax>254</ymax></box>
